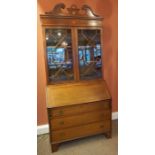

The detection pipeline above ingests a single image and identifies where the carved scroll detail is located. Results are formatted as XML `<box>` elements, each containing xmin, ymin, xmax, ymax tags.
<box><xmin>45</xmin><ymin>3</ymin><xmax>65</xmax><ymax>15</ymax></box>
<box><xmin>81</xmin><ymin>5</ymin><xmax>99</xmax><ymax>17</ymax></box>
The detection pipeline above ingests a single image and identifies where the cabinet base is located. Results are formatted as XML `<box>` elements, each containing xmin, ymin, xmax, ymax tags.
<box><xmin>104</xmin><ymin>131</ymin><xmax>112</xmax><ymax>138</ymax></box>
<box><xmin>51</xmin><ymin>132</ymin><xmax>112</xmax><ymax>152</ymax></box>
<box><xmin>51</xmin><ymin>143</ymin><xmax>59</xmax><ymax>152</ymax></box>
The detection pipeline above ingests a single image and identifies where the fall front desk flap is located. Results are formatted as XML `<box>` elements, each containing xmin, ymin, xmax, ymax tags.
<box><xmin>46</xmin><ymin>79</ymin><xmax>111</xmax><ymax>108</ymax></box>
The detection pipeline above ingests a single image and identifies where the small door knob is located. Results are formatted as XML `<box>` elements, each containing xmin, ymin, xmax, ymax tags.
<box><xmin>48</xmin><ymin>114</ymin><xmax>52</xmax><ymax>119</ymax></box>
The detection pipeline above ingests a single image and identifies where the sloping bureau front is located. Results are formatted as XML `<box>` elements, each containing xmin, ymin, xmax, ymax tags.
<box><xmin>46</xmin><ymin>80</ymin><xmax>111</xmax><ymax>108</ymax></box>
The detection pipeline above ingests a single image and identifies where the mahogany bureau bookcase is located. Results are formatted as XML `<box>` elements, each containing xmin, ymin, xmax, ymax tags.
<box><xmin>40</xmin><ymin>3</ymin><xmax>112</xmax><ymax>152</ymax></box>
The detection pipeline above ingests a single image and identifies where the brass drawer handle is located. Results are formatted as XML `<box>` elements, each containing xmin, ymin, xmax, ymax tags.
<box><xmin>59</xmin><ymin>110</ymin><xmax>64</xmax><ymax>115</ymax></box>
<box><xmin>59</xmin><ymin>121</ymin><xmax>64</xmax><ymax>125</ymax></box>
<box><xmin>100</xmin><ymin>125</ymin><xmax>104</xmax><ymax>128</ymax></box>
<box><xmin>59</xmin><ymin>132</ymin><xmax>65</xmax><ymax>136</ymax></box>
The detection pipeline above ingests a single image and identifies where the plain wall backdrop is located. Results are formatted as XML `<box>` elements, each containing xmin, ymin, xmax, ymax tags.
<box><xmin>37</xmin><ymin>0</ymin><xmax>118</xmax><ymax>125</ymax></box>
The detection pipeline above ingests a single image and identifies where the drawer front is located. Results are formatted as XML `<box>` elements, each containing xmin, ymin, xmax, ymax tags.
<box><xmin>52</xmin><ymin>121</ymin><xmax>110</xmax><ymax>142</ymax></box>
<box><xmin>51</xmin><ymin>110</ymin><xmax>111</xmax><ymax>130</ymax></box>
<box><xmin>49</xmin><ymin>100</ymin><xmax>111</xmax><ymax>118</ymax></box>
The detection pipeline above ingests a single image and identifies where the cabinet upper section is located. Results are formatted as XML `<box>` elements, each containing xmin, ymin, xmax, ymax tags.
<box><xmin>40</xmin><ymin>3</ymin><xmax>103</xmax><ymax>27</ymax></box>
<box><xmin>40</xmin><ymin>4</ymin><xmax>104</xmax><ymax>85</ymax></box>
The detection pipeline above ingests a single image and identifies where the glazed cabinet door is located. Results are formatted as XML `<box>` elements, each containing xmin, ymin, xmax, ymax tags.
<box><xmin>45</xmin><ymin>28</ymin><xmax>74</xmax><ymax>83</ymax></box>
<box><xmin>77</xmin><ymin>29</ymin><xmax>103</xmax><ymax>80</ymax></box>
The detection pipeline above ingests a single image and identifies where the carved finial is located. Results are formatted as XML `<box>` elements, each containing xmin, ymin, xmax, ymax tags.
<box><xmin>81</xmin><ymin>5</ymin><xmax>99</xmax><ymax>17</ymax></box>
<box><xmin>45</xmin><ymin>3</ymin><xmax>65</xmax><ymax>15</ymax></box>
<box><xmin>67</xmin><ymin>4</ymin><xmax>80</xmax><ymax>16</ymax></box>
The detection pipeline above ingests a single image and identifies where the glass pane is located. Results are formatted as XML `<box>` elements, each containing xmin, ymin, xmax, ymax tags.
<box><xmin>45</xmin><ymin>29</ymin><xmax>74</xmax><ymax>83</ymax></box>
<box><xmin>78</xmin><ymin>29</ymin><xmax>102</xmax><ymax>80</ymax></box>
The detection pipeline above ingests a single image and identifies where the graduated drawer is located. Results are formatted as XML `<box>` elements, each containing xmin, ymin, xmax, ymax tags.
<box><xmin>51</xmin><ymin>110</ymin><xmax>111</xmax><ymax>130</ymax></box>
<box><xmin>52</xmin><ymin>121</ymin><xmax>110</xmax><ymax>142</ymax></box>
<box><xmin>49</xmin><ymin>100</ymin><xmax>110</xmax><ymax>118</ymax></box>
